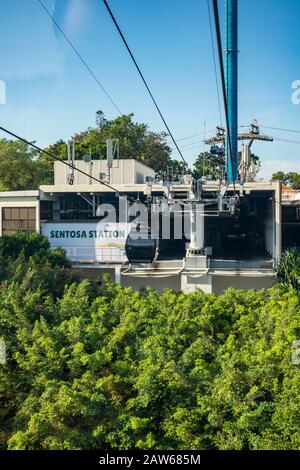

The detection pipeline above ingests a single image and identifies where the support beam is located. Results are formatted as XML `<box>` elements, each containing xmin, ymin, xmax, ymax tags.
<box><xmin>275</xmin><ymin>181</ymin><xmax>282</xmax><ymax>260</ymax></box>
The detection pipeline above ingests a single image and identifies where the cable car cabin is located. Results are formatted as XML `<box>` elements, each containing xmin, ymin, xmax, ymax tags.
<box><xmin>210</xmin><ymin>145</ymin><xmax>225</xmax><ymax>157</ymax></box>
<box><xmin>125</xmin><ymin>227</ymin><xmax>158</xmax><ymax>264</ymax></box>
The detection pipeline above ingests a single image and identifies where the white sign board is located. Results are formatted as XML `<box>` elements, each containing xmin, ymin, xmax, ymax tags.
<box><xmin>42</xmin><ymin>222</ymin><xmax>132</xmax><ymax>263</ymax></box>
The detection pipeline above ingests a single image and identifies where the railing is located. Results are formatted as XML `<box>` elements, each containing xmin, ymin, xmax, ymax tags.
<box><xmin>282</xmin><ymin>191</ymin><xmax>300</xmax><ymax>203</ymax></box>
<box><xmin>64</xmin><ymin>247</ymin><xmax>127</xmax><ymax>264</ymax></box>
<box><xmin>210</xmin><ymin>258</ymin><xmax>274</xmax><ymax>270</ymax></box>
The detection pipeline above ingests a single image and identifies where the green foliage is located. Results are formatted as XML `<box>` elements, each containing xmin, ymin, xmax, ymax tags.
<box><xmin>272</xmin><ymin>171</ymin><xmax>300</xmax><ymax>189</ymax></box>
<box><xmin>1</xmin><ymin>235</ymin><xmax>300</xmax><ymax>450</ymax></box>
<box><xmin>193</xmin><ymin>151</ymin><xmax>261</xmax><ymax>181</ymax></box>
<box><xmin>277</xmin><ymin>248</ymin><xmax>300</xmax><ymax>291</ymax></box>
<box><xmin>0</xmin><ymin>113</ymin><xmax>173</xmax><ymax>190</ymax></box>
<box><xmin>166</xmin><ymin>160</ymin><xmax>187</xmax><ymax>179</ymax></box>
<box><xmin>0</xmin><ymin>234</ymin><xmax>82</xmax><ymax>448</ymax></box>
<box><xmin>271</xmin><ymin>171</ymin><xmax>286</xmax><ymax>182</ymax></box>
<box><xmin>0</xmin><ymin>232</ymin><xmax>72</xmax><ymax>281</ymax></box>
<box><xmin>72</xmin><ymin>113</ymin><xmax>172</xmax><ymax>173</ymax></box>
<box><xmin>0</xmin><ymin>260</ymin><xmax>300</xmax><ymax>449</ymax></box>
<box><xmin>42</xmin><ymin>113</ymin><xmax>172</xmax><ymax>175</ymax></box>
<box><xmin>0</xmin><ymin>139</ymin><xmax>49</xmax><ymax>191</ymax></box>
<box><xmin>193</xmin><ymin>152</ymin><xmax>225</xmax><ymax>180</ymax></box>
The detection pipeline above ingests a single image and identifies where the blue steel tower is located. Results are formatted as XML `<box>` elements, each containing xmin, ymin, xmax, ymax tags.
<box><xmin>225</xmin><ymin>0</ymin><xmax>238</xmax><ymax>183</ymax></box>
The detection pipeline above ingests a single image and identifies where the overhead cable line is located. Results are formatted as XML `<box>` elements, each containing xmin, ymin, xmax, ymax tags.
<box><xmin>239</xmin><ymin>124</ymin><xmax>300</xmax><ymax>135</ymax></box>
<box><xmin>171</xmin><ymin>141</ymin><xmax>212</xmax><ymax>155</ymax></box>
<box><xmin>168</xmin><ymin>129</ymin><xmax>216</xmax><ymax>145</ymax></box>
<box><xmin>211</xmin><ymin>0</ymin><xmax>236</xmax><ymax>194</ymax></box>
<box><xmin>172</xmin><ymin>140</ymin><xmax>209</xmax><ymax>151</ymax></box>
<box><xmin>207</xmin><ymin>0</ymin><xmax>223</xmax><ymax>126</ymax></box>
<box><xmin>101</xmin><ymin>0</ymin><xmax>187</xmax><ymax>166</ymax></box>
<box><xmin>37</xmin><ymin>0</ymin><xmax>122</xmax><ymax>115</ymax></box>
<box><xmin>260</xmin><ymin>125</ymin><xmax>300</xmax><ymax>134</ymax></box>
<box><xmin>273</xmin><ymin>136</ymin><xmax>300</xmax><ymax>144</ymax></box>
<box><xmin>171</xmin><ymin>146</ymin><xmax>202</xmax><ymax>157</ymax></box>
<box><xmin>0</xmin><ymin>126</ymin><xmax>120</xmax><ymax>193</ymax></box>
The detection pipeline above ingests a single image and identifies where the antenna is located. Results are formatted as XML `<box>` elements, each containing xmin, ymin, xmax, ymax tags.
<box><xmin>83</xmin><ymin>153</ymin><xmax>93</xmax><ymax>184</ymax></box>
<box><xmin>106</xmin><ymin>139</ymin><xmax>119</xmax><ymax>183</ymax></box>
<box><xmin>67</xmin><ymin>140</ymin><xmax>75</xmax><ymax>185</ymax></box>
<box><xmin>107</xmin><ymin>139</ymin><xmax>119</xmax><ymax>168</ymax></box>
<box><xmin>83</xmin><ymin>153</ymin><xmax>92</xmax><ymax>163</ymax></box>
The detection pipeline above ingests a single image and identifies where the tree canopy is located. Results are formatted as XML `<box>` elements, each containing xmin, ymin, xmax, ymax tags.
<box><xmin>1</xmin><ymin>234</ymin><xmax>300</xmax><ymax>450</ymax></box>
<box><xmin>0</xmin><ymin>113</ymin><xmax>177</xmax><ymax>189</ymax></box>
<box><xmin>272</xmin><ymin>171</ymin><xmax>300</xmax><ymax>190</ymax></box>
<box><xmin>0</xmin><ymin>113</ymin><xmax>269</xmax><ymax>190</ymax></box>
<box><xmin>193</xmin><ymin>152</ymin><xmax>225</xmax><ymax>180</ymax></box>
<box><xmin>42</xmin><ymin>112</ymin><xmax>173</xmax><ymax>174</ymax></box>
<box><xmin>193</xmin><ymin>151</ymin><xmax>261</xmax><ymax>181</ymax></box>
<box><xmin>0</xmin><ymin>139</ymin><xmax>48</xmax><ymax>191</ymax></box>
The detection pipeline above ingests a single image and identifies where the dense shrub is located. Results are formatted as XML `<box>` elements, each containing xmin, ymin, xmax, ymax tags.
<box><xmin>277</xmin><ymin>248</ymin><xmax>300</xmax><ymax>291</ymax></box>
<box><xmin>0</xmin><ymin>235</ymin><xmax>300</xmax><ymax>450</ymax></box>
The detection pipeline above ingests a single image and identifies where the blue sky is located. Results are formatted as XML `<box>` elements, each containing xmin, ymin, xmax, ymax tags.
<box><xmin>0</xmin><ymin>0</ymin><xmax>300</xmax><ymax>179</ymax></box>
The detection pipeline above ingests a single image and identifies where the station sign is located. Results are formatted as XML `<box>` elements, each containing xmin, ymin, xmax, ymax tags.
<box><xmin>42</xmin><ymin>222</ymin><xmax>132</xmax><ymax>263</ymax></box>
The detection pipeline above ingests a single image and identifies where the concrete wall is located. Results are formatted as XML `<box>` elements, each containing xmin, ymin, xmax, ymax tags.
<box><xmin>121</xmin><ymin>274</ymin><xmax>181</xmax><ymax>292</ymax></box>
<box><xmin>212</xmin><ymin>275</ymin><xmax>274</xmax><ymax>295</ymax></box>
<box><xmin>275</xmin><ymin>181</ymin><xmax>282</xmax><ymax>259</ymax></box>
<box><xmin>73</xmin><ymin>264</ymin><xmax>181</xmax><ymax>291</ymax></box>
<box><xmin>74</xmin><ymin>266</ymin><xmax>181</xmax><ymax>292</ymax></box>
<box><xmin>54</xmin><ymin>160</ymin><xmax>155</xmax><ymax>186</ymax></box>
<box><xmin>181</xmin><ymin>274</ymin><xmax>212</xmax><ymax>293</ymax></box>
<box><xmin>72</xmin><ymin>266</ymin><xmax>274</xmax><ymax>295</ymax></box>
<box><xmin>264</xmin><ymin>196</ymin><xmax>275</xmax><ymax>258</ymax></box>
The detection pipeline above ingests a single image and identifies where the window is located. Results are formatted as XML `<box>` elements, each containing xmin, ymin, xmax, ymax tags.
<box><xmin>2</xmin><ymin>207</ymin><xmax>36</xmax><ymax>235</ymax></box>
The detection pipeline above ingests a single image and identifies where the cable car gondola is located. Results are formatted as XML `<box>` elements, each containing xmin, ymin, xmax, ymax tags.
<box><xmin>125</xmin><ymin>226</ymin><xmax>158</xmax><ymax>264</ymax></box>
<box><xmin>210</xmin><ymin>145</ymin><xmax>225</xmax><ymax>157</ymax></box>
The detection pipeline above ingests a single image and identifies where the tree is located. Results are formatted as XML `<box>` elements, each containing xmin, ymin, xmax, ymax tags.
<box><xmin>193</xmin><ymin>150</ymin><xmax>261</xmax><ymax>181</ymax></box>
<box><xmin>271</xmin><ymin>171</ymin><xmax>286</xmax><ymax>183</ymax></box>
<box><xmin>271</xmin><ymin>171</ymin><xmax>300</xmax><ymax>190</ymax></box>
<box><xmin>2</xmin><ymin>236</ymin><xmax>300</xmax><ymax>450</ymax></box>
<box><xmin>203</xmin><ymin>285</ymin><xmax>300</xmax><ymax>450</ymax></box>
<box><xmin>165</xmin><ymin>160</ymin><xmax>188</xmax><ymax>180</ymax></box>
<box><xmin>0</xmin><ymin>234</ymin><xmax>80</xmax><ymax>449</ymax></box>
<box><xmin>286</xmin><ymin>172</ymin><xmax>300</xmax><ymax>190</ymax></box>
<box><xmin>0</xmin><ymin>139</ymin><xmax>45</xmax><ymax>191</ymax></box>
<box><xmin>193</xmin><ymin>152</ymin><xmax>225</xmax><ymax>180</ymax></box>
<box><xmin>43</xmin><ymin>113</ymin><xmax>173</xmax><ymax>174</ymax></box>
<box><xmin>247</xmin><ymin>152</ymin><xmax>261</xmax><ymax>180</ymax></box>
<box><xmin>0</xmin><ymin>139</ymin><xmax>53</xmax><ymax>190</ymax></box>
<box><xmin>0</xmin><ymin>114</ymin><xmax>174</xmax><ymax>190</ymax></box>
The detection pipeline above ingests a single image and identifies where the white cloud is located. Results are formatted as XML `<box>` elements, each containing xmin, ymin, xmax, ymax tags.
<box><xmin>53</xmin><ymin>0</ymin><xmax>92</xmax><ymax>40</ymax></box>
<box><xmin>259</xmin><ymin>159</ymin><xmax>300</xmax><ymax>180</ymax></box>
<box><xmin>64</xmin><ymin>0</ymin><xmax>91</xmax><ymax>36</ymax></box>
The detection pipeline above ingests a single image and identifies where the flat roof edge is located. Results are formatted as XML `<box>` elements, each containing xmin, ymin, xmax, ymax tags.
<box><xmin>0</xmin><ymin>190</ymin><xmax>40</xmax><ymax>197</ymax></box>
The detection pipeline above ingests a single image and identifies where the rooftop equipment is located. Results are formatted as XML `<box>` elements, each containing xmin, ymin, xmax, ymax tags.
<box><xmin>67</xmin><ymin>140</ymin><xmax>75</xmax><ymax>185</ymax></box>
<box><xmin>106</xmin><ymin>139</ymin><xmax>119</xmax><ymax>184</ymax></box>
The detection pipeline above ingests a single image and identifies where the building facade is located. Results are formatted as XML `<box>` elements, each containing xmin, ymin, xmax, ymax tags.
<box><xmin>0</xmin><ymin>159</ymin><xmax>298</xmax><ymax>294</ymax></box>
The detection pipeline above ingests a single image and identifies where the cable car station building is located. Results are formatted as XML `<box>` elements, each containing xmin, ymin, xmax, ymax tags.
<box><xmin>1</xmin><ymin>1</ymin><xmax>298</xmax><ymax>294</ymax></box>
<box><xmin>0</xmin><ymin>157</ymin><xmax>298</xmax><ymax>295</ymax></box>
